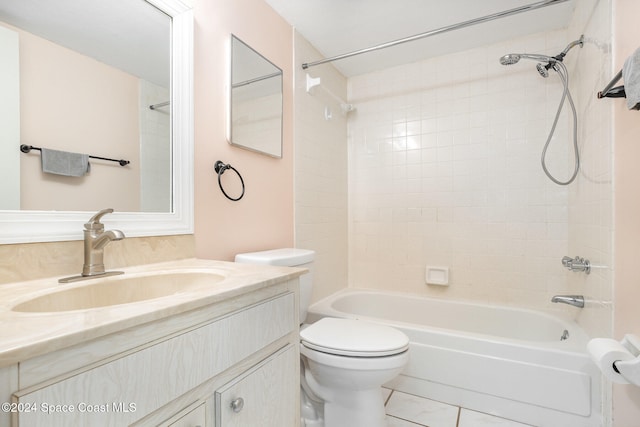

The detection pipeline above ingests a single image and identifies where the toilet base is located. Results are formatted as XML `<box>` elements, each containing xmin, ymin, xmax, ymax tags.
<box><xmin>301</xmin><ymin>386</ymin><xmax>387</xmax><ymax>427</ymax></box>
<box><xmin>301</xmin><ymin>383</ymin><xmax>324</xmax><ymax>427</ymax></box>
<box><xmin>323</xmin><ymin>387</ymin><xmax>386</xmax><ymax>427</ymax></box>
<box><xmin>302</xmin><ymin>418</ymin><xmax>325</xmax><ymax>427</ymax></box>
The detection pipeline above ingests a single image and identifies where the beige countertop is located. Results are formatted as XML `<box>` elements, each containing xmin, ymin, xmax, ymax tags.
<box><xmin>0</xmin><ymin>258</ymin><xmax>304</xmax><ymax>367</ymax></box>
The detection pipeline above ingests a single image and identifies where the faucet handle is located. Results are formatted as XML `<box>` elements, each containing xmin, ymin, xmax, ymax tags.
<box><xmin>85</xmin><ymin>208</ymin><xmax>115</xmax><ymax>230</ymax></box>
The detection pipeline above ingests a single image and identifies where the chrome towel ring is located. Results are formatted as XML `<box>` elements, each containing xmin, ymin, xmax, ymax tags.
<box><xmin>214</xmin><ymin>160</ymin><xmax>245</xmax><ymax>201</ymax></box>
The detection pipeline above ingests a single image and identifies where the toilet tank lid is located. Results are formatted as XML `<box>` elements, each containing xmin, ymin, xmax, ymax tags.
<box><xmin>234</xmin><ymin>248</ymin><xmax>315</xmax><ymax>266</ymax></box>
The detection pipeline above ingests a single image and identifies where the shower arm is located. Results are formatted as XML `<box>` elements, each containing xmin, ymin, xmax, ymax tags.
<box><xmin>544</xmin><ymin>35</ymin><xmax>585</xmax><ymax>64</ymax></box>
<box><xmin>559</xmin><ymin>36</ymin><xmax>585</xmax><ymax>57</ymax></box>
<box><xmin>523</xmin><ymin>36</ymin><xmax>585</xmax><ymax>65</ymax></box>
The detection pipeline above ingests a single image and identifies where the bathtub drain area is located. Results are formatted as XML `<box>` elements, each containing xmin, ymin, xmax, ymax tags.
<box><xmin>383</xmin><ymin>388</ymin><xmax>535</xmax><ymax>427</ymax></box>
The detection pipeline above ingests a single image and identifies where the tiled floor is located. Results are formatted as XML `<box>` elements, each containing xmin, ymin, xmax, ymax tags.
<box><xmin>383</xmin><ymin>389</ymin><xmax>535</xmax><ymax>427</ymax></box>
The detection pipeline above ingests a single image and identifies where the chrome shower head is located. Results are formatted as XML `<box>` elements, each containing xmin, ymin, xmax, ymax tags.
<box><xmin>499</xmin><ymin>54</ymin><xmax>521</xmax><ymax>65</ymax></box>
<box><xmin>499</xmin><ymin>53</ymin><xmax>554</xmax><ymax>65</ymax></box>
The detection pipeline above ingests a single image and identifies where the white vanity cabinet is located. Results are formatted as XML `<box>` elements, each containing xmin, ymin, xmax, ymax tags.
<box><xmin>9</xmin><ymin>280</ymin><xmax>300</xmax><ymax>427</ymax></box>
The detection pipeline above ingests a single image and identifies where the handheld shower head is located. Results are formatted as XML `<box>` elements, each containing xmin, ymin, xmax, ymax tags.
<box><xmin>499</xmin><ymin>54</ymin><xmax>521</xmax><ymax>65</ymax></box>
<box><xmin>499</xmin><ymin>53</ymin><xmax>554</xmax><ymax>66</ymax></box>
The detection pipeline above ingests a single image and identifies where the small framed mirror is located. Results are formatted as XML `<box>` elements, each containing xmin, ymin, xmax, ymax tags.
<box><xmin>228</xmin><ymin>35</ymin><xmax>283</xmax><ymax>158</ymax></box>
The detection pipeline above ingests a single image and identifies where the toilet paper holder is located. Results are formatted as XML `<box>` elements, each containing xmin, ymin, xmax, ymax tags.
<box><xmin>612</xmin><ymin>334</ymin><xmax>640</xmax><ymax>386</ymax></box>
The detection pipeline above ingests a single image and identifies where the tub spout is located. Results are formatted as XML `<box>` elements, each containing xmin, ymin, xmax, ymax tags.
<box><xmin>551</xmin><ymin>295</ymin><xmax>584</xmax><ymax>308</ymax></box>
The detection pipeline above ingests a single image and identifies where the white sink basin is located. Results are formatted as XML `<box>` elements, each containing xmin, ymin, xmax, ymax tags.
<box><xmin>12</xmin><ymin>272</ymin><xmax>226</xmax><ymax>313</ymax></box>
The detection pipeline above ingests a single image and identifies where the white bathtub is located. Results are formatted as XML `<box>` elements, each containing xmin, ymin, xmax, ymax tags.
<box><xmin>306</xmin><ymin>289</ymin><xmax>602</xmax><ymax>427</ymax></box>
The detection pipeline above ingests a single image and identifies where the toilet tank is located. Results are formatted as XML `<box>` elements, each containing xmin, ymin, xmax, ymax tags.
<box><xmin>234</xmin><ymin>248</ymin><xmax>315</xmax><ymax>323</ymax></box>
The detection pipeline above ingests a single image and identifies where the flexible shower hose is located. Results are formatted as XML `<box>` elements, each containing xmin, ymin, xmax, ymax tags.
<box><xmin>540</xmin><ymin>60</ymin><xmax>580</xmax><ymax>185</ymax></box>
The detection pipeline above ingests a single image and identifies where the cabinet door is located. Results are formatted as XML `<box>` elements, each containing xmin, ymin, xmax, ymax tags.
<box><xmin>215</xmin><ymin>345</ymin><xmax>297</xmax><ymax>427</ymax></box>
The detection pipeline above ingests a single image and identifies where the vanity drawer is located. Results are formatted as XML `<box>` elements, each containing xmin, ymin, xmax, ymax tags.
<box><xmin>12</xmin><ymin>292</ymin><xmax>295</xmax><ymax>427</ymax></box>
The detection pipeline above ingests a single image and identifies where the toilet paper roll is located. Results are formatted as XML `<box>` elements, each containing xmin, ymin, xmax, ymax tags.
<box><xmin>588</xmin><ymin>338</ymin><xmax>635</xmax><ymax>384</ymax></box>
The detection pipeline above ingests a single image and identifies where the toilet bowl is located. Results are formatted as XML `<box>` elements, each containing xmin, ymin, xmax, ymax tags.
<box><xmin>300</xmin><ymin>318</ymin><xmax>409</xmax><ymax>427</ymax></box>
<box><xmin>234</xmin><ymin>248</ymin><xmax>410</xmax><ymax>427</ymax></box>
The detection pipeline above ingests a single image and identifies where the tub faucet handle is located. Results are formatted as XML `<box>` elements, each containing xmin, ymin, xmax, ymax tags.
<box><xmin>561</xmin><ymin>255</ymin><xmax>590</xmax><ymax>274</ymax></box>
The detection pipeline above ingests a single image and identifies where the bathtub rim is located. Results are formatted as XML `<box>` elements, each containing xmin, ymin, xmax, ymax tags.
<box><xmin>306</xmin><ymin>287</ymin><xmax>591</xmax><ymax>354</ymax></box>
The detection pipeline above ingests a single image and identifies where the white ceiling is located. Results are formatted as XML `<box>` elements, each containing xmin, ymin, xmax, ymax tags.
<box><xmin>265</xmin><ymin>0</ymin><xmax>574</xmax><ymax>76</ymax></box>
<box><xmin>0</xmin><ymin>0</ymin><xmax>170</xmax><ymax>88</ymax></box>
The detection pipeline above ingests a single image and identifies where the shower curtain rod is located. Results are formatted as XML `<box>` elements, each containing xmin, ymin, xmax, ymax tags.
<box><xmin>232</xmin><ymin>71</ymin><xmax>281</xmax><ymax>88</ymax></box>
<box><xmin>301</xmin><ymin>0</ymin><xmax>570</xmax><ymax>70</ymax></box>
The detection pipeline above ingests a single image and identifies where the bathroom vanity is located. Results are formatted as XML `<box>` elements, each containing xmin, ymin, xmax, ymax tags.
<box><xmin>0</xmin><ymin>259</ymin><xmax>302</xmax><ymax>426</ymax></box>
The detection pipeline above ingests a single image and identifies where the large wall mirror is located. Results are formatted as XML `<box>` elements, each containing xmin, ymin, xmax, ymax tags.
<box><xmin>228</xmin><ymin>35</ymin><xmax>283</xmax><ymax>158</ymax></box>
<box><xmin>0</xmin><ymin>0</ymin><xmax>193</xmax><ymax>243</ymax></box>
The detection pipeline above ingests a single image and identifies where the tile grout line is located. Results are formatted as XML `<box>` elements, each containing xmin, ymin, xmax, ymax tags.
<box><xmin>384</xmin><ymin>389</ymin><xmax>429</xmax><ymax>427</ymax></box>
<box><xmin>384</xmin><ymin>389</ymin><xmax>394</xmax><ymax>406</ymax></box>
<box><xmin>387</xmin><ymin>415</ymin><xmax>429</xmax><ymax>427</ymax></box>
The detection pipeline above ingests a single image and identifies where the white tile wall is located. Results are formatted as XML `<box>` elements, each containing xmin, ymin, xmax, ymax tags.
<box><xmin>294</xmin><ymin>3</ymin><xmax>613</xmax><ymax>330</ymax></box>
<box><xmin>566</xmin><ymin>1</ymin><xmax>614</xmax><ymax>425</ymax></box>
<box><xmin>566</xmin><ymin>0</ymin><xmax>613</xmax><ymax>340</ymax></box>
<box><xmin>294</xmin><ymin>32</ymin><xmax>349</xmax><ymax>303</ymax></box>
<box><xmin>139</xmin><ymin>79</ymin><xmax>171</xmax><ymax>212</ymax></box>
<box><xmin>347</xmin><ymin>31</ymin><xmax>579</xmax><ymax>311</ymax></box>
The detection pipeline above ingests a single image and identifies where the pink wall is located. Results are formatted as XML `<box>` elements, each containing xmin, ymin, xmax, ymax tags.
<box><xmin>193</xmin><ymin>0</ymin><xmax>294</xmax><ymax>261</ymax></box>
<box><xmin>613</xmin><ymin>0</ymin><xmax>640</xmax><ymax>423</ymax></box>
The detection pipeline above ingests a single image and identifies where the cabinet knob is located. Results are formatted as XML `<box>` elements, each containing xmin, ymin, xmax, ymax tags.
<box><xmin>230</xmin><ymin>397</ymin><xmax>244</xmax><ymax>413</ymax></box>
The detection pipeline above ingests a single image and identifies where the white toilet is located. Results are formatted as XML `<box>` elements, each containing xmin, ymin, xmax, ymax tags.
<box><xmin>235</xmin><ymin>248</ymin><xmax>409</xmax><ymax>427</ymax></box>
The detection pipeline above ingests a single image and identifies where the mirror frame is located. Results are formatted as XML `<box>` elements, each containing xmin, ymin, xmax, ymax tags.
<box><xmin>0</xmin><ymin>0</ymin><xmax>194</xmax><ymax>244</ymax></box>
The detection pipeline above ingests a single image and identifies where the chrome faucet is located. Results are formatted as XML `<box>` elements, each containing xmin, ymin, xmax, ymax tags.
<box><xmin>551</xmin><ymin>295</ymin><xmax>585</xmax><ymax>308</ymax></box>
<box><xmin>59</xmin><ymin>208</ymin><xmax>125</xmax><ymax>283</ymax></box>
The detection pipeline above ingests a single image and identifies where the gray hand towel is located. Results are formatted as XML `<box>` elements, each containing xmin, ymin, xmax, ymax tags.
<box><xmin>40</xmin><ymin>148</ymin><xmax>90</xmax><ymax>177</ymax></box>
<box><xmin>623</xmin><ymin>47</ymin><xmax>640</xmax><ymax>110</ymax></box>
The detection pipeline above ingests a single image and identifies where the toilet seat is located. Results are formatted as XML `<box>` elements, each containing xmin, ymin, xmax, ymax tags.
<box><xmin>300</xmin><ymin>342</ymin><xmax>409</xmax><ymax>372</ymax></box>
<box><xmin>300</xmin><ymin>318</ymin><xmax>409</xmax><ymax>357</ymax></box>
